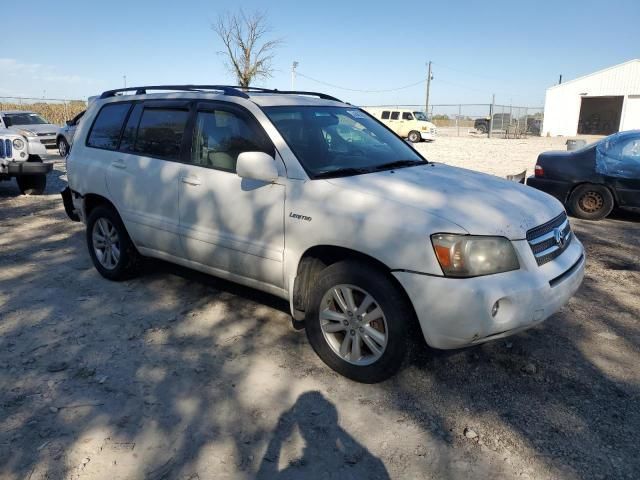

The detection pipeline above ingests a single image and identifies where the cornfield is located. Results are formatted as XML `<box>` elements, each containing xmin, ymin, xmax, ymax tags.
<box><xmin>0</xmin><ymin>101</ymin><xmax>87</xmax><ymax>126</ymax></box>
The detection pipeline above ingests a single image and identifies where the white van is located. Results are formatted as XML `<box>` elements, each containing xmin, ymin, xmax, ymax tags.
<box><xmin>366</xmin><ymin>107</ymin><xmax>437</xmax><ymax>142</ymax></box>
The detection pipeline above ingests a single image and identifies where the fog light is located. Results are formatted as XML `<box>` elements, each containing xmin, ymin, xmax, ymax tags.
<box><xmin>20</xmin><ymin>152</ymin><xmax>26</xmax><ymax>158</ymax></box>
<box><xmin>491</xmin><ymin>300</ymin><xmax>500</xmax><ymax>317</ymax></box>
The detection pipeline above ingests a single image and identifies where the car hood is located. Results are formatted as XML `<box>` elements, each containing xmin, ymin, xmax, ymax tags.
<box><xmin>9</xmin><ymin>123</ymin><xmax>58</xmax><ymax>135</ymax></box>
<box><xmin>325</xmin><ymin>163</ymin><xmax>565</xmax><ymax>239</ymax></box>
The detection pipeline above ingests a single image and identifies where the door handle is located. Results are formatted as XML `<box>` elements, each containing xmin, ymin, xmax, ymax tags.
<box><xmin>111</xmin><ymin>159</ymin><xmax>126</xmax><ymax>169</ymax></box>
<box><xmin>181</xmin><ymin>176</ymin><xmax>201</xmax><ymax>186</ymax></box>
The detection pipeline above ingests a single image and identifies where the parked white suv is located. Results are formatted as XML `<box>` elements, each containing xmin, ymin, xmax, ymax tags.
<box><xmin>63</xmin><ymin>85</ymin><xmax>585</xmax><ymax>383</ymax></box>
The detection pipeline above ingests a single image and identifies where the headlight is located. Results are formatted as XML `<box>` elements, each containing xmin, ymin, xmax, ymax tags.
<box><xmin>17</xmin><ymin>129</ymin><xmax>36</xmax><ymax>138</ymax></box>
<box><xmin>431</xmin><ymin>234</ymin><xmax>520</xmax><ymax>277</ymax></box>
<box><xmin>12</xmin><ymin>138</ymin><xmax>25</xmax><ymax>149</ymax></box>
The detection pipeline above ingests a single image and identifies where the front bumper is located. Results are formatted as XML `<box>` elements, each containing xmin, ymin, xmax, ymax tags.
<box><xmin>526</xmin><ymin>176</ymin><xmax>573</xmax><ymax>204</ymax></box>
<box><xmin>26</xmin><ymin>138</ymin><xmax>50</xmax><ymax>156</ymax></box>
<box><xmin>393</xmin><ymin>236</ymin><xmax>585</xmax><ymax>349</ymax></box>
<box><xmin>420</xmin><ymin>130</ymin><xmax>437</xmax><ymax>141</ymax></box>
<box><xmin>6</xmin><ymin>161</ymin><xmax>53</xmax><ymax>176</ymax></box>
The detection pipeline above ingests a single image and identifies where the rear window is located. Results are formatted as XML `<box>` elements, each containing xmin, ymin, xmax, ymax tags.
<box><xmin>87</xmin><ymin>103</ymin><xmax>131</xmax><ymax>150</ymax></box>
<box><xmin>134</xmin><ymin>108</ymin><xmax>189</xmax><ymax>158</ymax></box>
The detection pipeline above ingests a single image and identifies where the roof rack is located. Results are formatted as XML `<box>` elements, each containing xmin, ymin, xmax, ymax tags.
<box><xmin>99</xmin><ymin>85</ymin><xmax>250</xmax><ymax>99</ymax></box>
<box><xmin>98</xmin><ymin>85</ymin><xmax>344</xmax><ymax>103</ymax></box>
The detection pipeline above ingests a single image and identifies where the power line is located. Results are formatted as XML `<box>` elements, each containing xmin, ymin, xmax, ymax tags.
<box><xmin>296</xmin><ymin>72</ymin><xmax>427</xmax><ymax>93</ymax></box>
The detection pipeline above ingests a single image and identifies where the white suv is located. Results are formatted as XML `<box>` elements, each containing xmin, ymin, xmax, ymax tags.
<box><xmin>63</xmin><ymin>85</ymin><xmax>585</xmax><ymax>383</ymax></box>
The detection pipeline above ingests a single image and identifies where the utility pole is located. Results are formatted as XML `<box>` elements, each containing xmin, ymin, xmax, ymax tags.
<box><xmin>291</xmin><ymin>61</ymin><xmax>299</xmax><ymax>90</ymax></box>
<box><xmin>123</xmin><ymin>75</ymin><xmax>127</xmax><ymax>88</ymax></box>
<box><xmin>558</xmin><ymin>74</ymin><xmax>562</xmax><ymax>85</ymax></box>
<box><xmin>425</xmin><ymin>61</ymin><xmax>432</xmax><ymax>116</ymax></box>
<box><xmin>488</xmin><ymin>93</ymin><xmax>495</xmax><ymax>138</ymax></box>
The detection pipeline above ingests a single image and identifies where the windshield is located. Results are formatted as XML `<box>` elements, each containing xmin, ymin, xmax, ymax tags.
<box><xmin>413</xmin><ymin>111</ymin><xmax>428</xmax><ymax>121</ymax></box>
<box><xmin>3</xmin><ymin>113</ymin><xmax>50</xmax><ymax>126</ymax></box>
<box><xmin>263</xmin><ymin>106</ymin><xmax>426</xmax><ymax>178</ymax></box>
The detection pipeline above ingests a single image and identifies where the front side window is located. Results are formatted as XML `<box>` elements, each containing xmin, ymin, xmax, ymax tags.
<box><xmin>402</xmin><ymin>112</ymin><xmax>413</xmax><ymax>120</ymax></box>
<box><xmin>134</xmin><ymin>108</ymin><xmax>189</xmax><ymax>158</ymax></box>
<box><xmin>87</xmin><ymin>102</ymin><xmax>131</xmax><ymax>150</ymax></box>
<box><xmin>381</xmin><ymin>111</ymin><xmax>390</xmax><ymax>120</ymax></box>
<box><xmin>190</xmin><ymin>109</ymin><xmax>273</xmax><ymax>172</ymax></box>
<box><xmin>390</xmin><ymin>111</ymin><xmax>400</xmax><ymax>120</ymax></box>
<box><xmin>264</xmin><ymin>106</ymin><xmax>425</xmax><ymax>178</ymax></box>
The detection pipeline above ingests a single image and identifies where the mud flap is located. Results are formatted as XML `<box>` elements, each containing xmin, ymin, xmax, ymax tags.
<box><xmin>61</xmin><ymin>186</ymin><xmax>80</xmax><ymax>221</ymax></box>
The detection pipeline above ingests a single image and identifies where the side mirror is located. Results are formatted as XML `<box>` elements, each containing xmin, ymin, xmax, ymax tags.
<box><xmin>66</xmin><ymin>120</ymin><xmax>73</xmax><ymax>126</ymax></box>
<box><xmin>236</xmin><ymin>152</ymin><xmax>279</xmax><ymax>183</ymax></box>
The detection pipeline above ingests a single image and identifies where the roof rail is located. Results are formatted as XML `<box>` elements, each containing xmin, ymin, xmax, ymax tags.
<box><xmin>99</xmin><ymin>85</ymin><xmax>250</xmax><ymax>99</ymax></box>
<box><xmin>99</xmin><ymin>85</ymin><xmax>344</xmax><ymax>103</ymax></box>
<box><xmin>226</xmin><ymin>86</ymin><xmax>344</xmax><ymax>103</ymax></box>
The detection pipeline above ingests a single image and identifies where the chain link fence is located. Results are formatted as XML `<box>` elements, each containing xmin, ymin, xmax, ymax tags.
<box><xmin>0</xmin><ymin>97</ymin><xmax>87</xmax><ymax>126</ymax></box>
<box><xmin>363</xmin><ymin>103</ymin><xmax>544</xmax><ymax>137</ymax></box>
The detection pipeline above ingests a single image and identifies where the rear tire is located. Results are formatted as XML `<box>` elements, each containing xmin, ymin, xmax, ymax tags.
<box><xmin>16</xmin><ymin>156</ymin><xmax>46</xmax><ymax>195</ymax></box>
<box><xmin>304</xmin><ymin>260</ymin><xmax>413</xmax><ymax>383</ymax></box>
<box><xmin>567</xmin><ymin>184</ymin><xmax>614</xmax><ymax>220</ymax></box>
<box><xmin>476</xmin><ymin>123</ymin><xmax>488</xmax><ymax>134</ymax></box>
<box><xmin>86</xmin><ymin>205</ymin><xmax>140</xmax><ymax>280</ymax></box>
<box><xmin>407</xmin><ymin>131</ymin><xmax>421</xmax><ymax>143</ymax></box>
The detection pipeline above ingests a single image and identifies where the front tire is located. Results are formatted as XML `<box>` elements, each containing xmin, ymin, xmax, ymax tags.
<box><xmin>57</xmin><ymin>137</ymin><xmax>70</xmax><ymax>157</ymax></box>
<box><xmin>16</xmin><ymin>156</ymin><xmax>46</xmax><ymax>195</ymax></box>
<box><xmin>305</xmin><ymin>260</ymin><xmax>413</xmax><ymax>383</ymax></box>
<box><xmin>86</xmin><ymin>205</ymin><xmax>140</xmax><ymax>280</ymax></box>
<box><xmin>567</xmin><ymin>184</ymin><xmax>614</xmax><ymax>220</ymax></box>
<box><xmin>407</xmin><ymin>131</ymin><xmax>421</xmax><ymax>143</ymax></box>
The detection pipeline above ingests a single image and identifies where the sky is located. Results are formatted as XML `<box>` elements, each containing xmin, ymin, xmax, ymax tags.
<box><xmin>2</xmin><ymin>0</ymin><xmax>639</xmax><ymax>110</ymax></box>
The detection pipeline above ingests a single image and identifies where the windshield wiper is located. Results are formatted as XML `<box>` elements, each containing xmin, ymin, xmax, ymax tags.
<box><xmin>374</xmin><ymin>159</ymin><xmax>426</xmax><ymax>171</ymax></box>
<box><xmin>313</xmin><ymin>167</ymin><xmax>373</xmax><ymax>179</ymax></box>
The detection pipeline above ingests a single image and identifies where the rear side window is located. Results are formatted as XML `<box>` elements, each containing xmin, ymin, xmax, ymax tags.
<box><xmin>390</xmin><ymin>112</ymin><xmax>400</xmax><ymax>120</ymax></box>
<box><xmin>402</xmin><ymin>112</ymin><xmax>413</xmax><ymax>120</ymax></box>
<box><xmin>134</xmin><ymin>108</ymin><xmax>189</xmax><ymax>158</ymax></box>
<box><xmin>381</xmin><ymin>111</ymin><xmax>390</xmax><ymax>120</ymax></box>
<box><xmin>87</xmin><ymin>103</ymin><xmax>131</xmax><ymax>150</ymax></box>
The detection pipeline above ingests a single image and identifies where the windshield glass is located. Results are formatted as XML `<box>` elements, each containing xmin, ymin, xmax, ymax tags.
<box><xmin>263</xmin><ymin>106</ymin><xmax>426</xmax><ymax>178</ymax></box>
<box><xmin>3</xmin><ymin>113</ymin><xmax>50</xmax><ymax>126</ymax></box>
<box><xmin>413</xmin><ymin>111</ymin><xmax>428</xmax><ymax>121</ymax></box>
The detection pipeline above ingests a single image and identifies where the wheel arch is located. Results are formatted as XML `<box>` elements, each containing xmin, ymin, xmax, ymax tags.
<box><xmin>83</xmin><ymin>193</ymin><xmax>119</xmax><ymax>220</ymax></box>
<box><xmin>290</xmin><ymin>244</ymin><xmax>418</xmax><ymax>323</ymax></box>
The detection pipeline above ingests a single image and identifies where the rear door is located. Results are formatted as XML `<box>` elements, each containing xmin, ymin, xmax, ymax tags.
<box><xmin>178</xmin><ymin>102</ymin><xmax>286</xmax><ymax>288</ymax></box>
<box><xmin>105</xmin><ymin>100</ymin><xmax>189</xmax><ymax>257</ymax></box>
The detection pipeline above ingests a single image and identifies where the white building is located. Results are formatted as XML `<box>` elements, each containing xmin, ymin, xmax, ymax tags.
<box><xmin>542</xmin><ymin>59</ymin><xmax>640</xmax><ymax>137</ymax></box>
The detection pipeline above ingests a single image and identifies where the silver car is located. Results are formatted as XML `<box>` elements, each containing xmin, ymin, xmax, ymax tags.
<box><xmin>0</xmin><ymin>111</ymin><xmax>59</xmax><ymax>157</ymax></box>
<box><xmin>56</xmin><ymin>110</ymin><xmax>85</xmax><ymax>156</ymax></box>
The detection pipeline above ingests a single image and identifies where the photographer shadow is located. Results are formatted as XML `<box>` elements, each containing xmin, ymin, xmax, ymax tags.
<box><xmin>257</xmin><ymin>391</ymin><xmax>389</xmax><ymax>479</ymax></box>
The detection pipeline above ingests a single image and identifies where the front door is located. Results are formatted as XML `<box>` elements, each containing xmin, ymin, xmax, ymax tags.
<box><xmin>178</xmin><ymin>103</ymin><xmax>286</xmax><ymax>288</ymax></box>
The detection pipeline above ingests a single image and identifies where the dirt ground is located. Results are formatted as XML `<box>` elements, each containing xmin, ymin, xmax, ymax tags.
<box><xmin>1</xmin><ymin>139</ymin><xmax>639</xmax><ymax>479</ymax></box>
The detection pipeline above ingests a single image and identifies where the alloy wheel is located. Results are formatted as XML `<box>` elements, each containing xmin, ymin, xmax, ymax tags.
<box><xmin>92</xmin><ymin>217</ymin><xmax>121</xmax><ymax>270</ymax></box>
<box><xmin>319</xmin><ymin>284</ymin><xmax>388</xmax><ymax>366</ymax></box>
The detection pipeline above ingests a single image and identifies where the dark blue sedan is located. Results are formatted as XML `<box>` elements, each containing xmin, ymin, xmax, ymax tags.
<box><xmin>527</xmin><ymin>130</ymin><xmax>640</xmax><ymax>220</ymax></box>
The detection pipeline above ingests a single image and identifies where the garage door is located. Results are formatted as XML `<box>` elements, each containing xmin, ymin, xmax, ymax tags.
<box><xmin>621</xmin><ymin>95</ymin><xmax>640</xmax><ymax>131</ymax></box>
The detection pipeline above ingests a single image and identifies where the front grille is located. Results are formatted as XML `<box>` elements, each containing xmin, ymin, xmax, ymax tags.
<box><xmin>41</xmin><ymin>139</ymin><xmax>56</xmax><ymax>146</ymax></box>
<box><xmin>527</xmin><ymin>212</ymin><xmax>572</xmax><ymax>266</ymax></box>
<box><xmin>37</xmin><ymin>132</ymin><xmax>56</xmax><ymax>137</ymax></box>
<box><xmin>0</xmin><ymin>139</ymin><xmax>12</xmax><ymax>159</ymax></box>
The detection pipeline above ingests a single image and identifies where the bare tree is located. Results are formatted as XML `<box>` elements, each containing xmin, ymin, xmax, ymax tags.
<box><xmin>213</xmin><ymin>10</ymin><xmax>283</xmax><ymax>87</ymax></box>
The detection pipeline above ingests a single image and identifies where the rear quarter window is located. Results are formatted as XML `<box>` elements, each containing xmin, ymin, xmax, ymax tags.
<box><xmin>86</xmin><ymin>103</ymin><xmax>132</xmax><ymax>150</ymax></box>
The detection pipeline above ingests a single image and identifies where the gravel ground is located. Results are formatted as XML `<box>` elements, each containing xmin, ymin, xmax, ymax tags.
<box><xmin>0</xmin><ymin>145</ymin><xmax>638</xmax><ymax>480</ymax></box>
